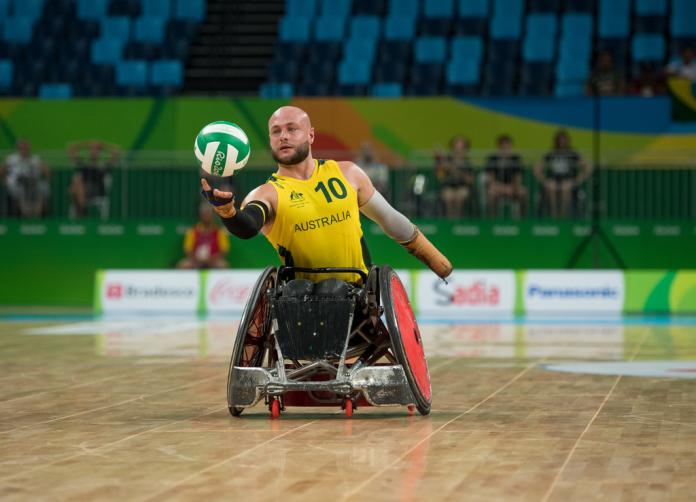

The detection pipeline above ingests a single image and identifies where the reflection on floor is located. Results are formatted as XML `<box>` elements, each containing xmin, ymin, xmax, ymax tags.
<box><xmin>1</xmin><ymin>316</ymin><xmax>695</xmax><ymax>500</ymax></box>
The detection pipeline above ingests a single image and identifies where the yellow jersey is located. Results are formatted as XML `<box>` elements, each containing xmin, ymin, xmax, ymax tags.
<box><xmin>265</xmin><ymin>159</ymin><xmax>367</xmax><ymax>282</ymax></box>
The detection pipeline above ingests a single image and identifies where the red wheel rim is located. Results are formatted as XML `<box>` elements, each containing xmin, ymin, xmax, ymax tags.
<box><xmin>390</xmin><ymin>275</ymin><xmax>431</xmax><ymax>401</ymax></box>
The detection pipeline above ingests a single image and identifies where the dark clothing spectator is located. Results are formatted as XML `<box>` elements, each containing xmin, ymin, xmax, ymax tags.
<box><xmin>665</xmin><ymin>47</ymin><xmax>696</xmax><ymax>82</ymax></box>
<box><xmin>436</xmin><ymin>136</ymin><xmax>475</xmax><ymax>218</ymax></box>
<box><xmin>68</xmin><ymin>140</ymin><xmax>121</xmax><ymax>219</ymax></box>
<box><xmin>630</xmin><ymin>63</ymin><xmax>666</xmax><ymax>96</ymax></box>
<box><xmin>484</xmin><ymin>135</ymin><xmax>527</xmax><ymax>218</ymax></box>
<box><xmin>587</xmin><ymin>51</ymin><xmax>625</xmax><ymax>96</ymax></box>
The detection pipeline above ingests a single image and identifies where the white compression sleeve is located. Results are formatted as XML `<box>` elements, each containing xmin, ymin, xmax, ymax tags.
<box><xmin>359</xmin><ymin>190</ymin><xmax>416</xmax><ymax>243</ymax></box>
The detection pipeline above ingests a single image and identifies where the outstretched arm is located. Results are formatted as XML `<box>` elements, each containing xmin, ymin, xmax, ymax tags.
<box><xmin>200</xmin><ymin>179</ymin><xmax>275</xmax><ymax>239</ymax></box>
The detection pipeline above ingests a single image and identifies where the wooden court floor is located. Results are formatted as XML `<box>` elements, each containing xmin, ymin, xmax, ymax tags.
<box><xmin>1</xmin><ymin>317</ymin><xmax>695</xmax><ymax>501</ymax></box>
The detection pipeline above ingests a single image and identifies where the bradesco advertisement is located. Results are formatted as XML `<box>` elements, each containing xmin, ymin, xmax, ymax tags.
<box><xmin>97</xmin><ymin>270</ymin><xmax>200</xmax><ymax>313</ymax></box>
<box><xmin>205</xmin><ymin>270</ymin><xmax>261</xmax><ymax>314</ymax></box>
<box><xmin>523</xmin><ymin>270</ymin><xmax>624</xmax><ymax>314</ymax></box>
<box><xmin>416</xmin><ymin>270</ymin><xmax>516</xmax><ymax>317</ymax></box>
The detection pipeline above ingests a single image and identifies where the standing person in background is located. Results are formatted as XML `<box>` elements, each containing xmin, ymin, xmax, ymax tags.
<box><xmin>355</xmin><ymin>142</ymin><xmax>390</xmax><ymax>201</ymax></box>
<box><xmin>533</xmin><ymin>130</ymin><xmax>591</xmax><ymax>219</ymax></box>
<box><xmin>0</xmin><ymin>139</ymin><xmax>50</xmax><ymax>218</ymax></box>
<box><xmin>484</xmin><ymin>134</ymin><xmax>527</xmax><ymax>218</ymax></box>
<box><xmin>67</xmin><ymin>139</ymin><xmax>121</xmax><ymax>219</ymax></box>
<box><xmin>435</xmin><ymin>135</ymin><xmax>475</xmax><ymax>219</ymax></box>
<box><xmin>177</xmin><ymin>203</ymin><xmax>230</xmax><ymax>269</ymax></box>
<box><xmin>587</xmin><ymin>51</ymin><xmax>625</xmax><ymax>96</ymax></box>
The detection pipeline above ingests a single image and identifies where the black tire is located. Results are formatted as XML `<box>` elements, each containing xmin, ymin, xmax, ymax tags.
<box><xmin>226</xmin><ymin>266</ymin><xmax>276</xmax><ymax>416</ymax></box>
<box><xmin>379</xmin><ymin>266</ymin><xmax>432</xmax><ymax>415</ymax></box>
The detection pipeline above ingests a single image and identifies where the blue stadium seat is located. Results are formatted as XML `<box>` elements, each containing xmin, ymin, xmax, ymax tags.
<box><xmin>38</xmin><ymin>83</ymin><xmax>72</xmax><ymax>99</ymax></box>
<box><xmin>343</xmin><ymin>38</ymin><xmax>377</xmax><ymax>63</ymax></box>
<box><xmin>520</xmin><ymin>62</ymin><xmax>554</xmax><ymax>95</ymax></box>
<box><xmin>2</xmin><ymin>17</ymin><xmax>34</xmax><ymax>43</ymax></box>
<box><xmin>561</xmin><ymin>14</ymin><xmax>593</xmax><ymax>38</ymax></box>
<box><xmin>279</xmin><ymin>16</ymin><xmax>311</xmax><ymax>42</ymax></box>
<box><xmin>458</xmin><ymin>0</ymin><xmax>488</xmax><ymax>17</ymax></box>
<box><xmin>455</xmin><ymin>0</ymin><xmax>488</xmax><ymax>35</ymax></box>
<box><xmin>635</xmin><ymin>0</ymin><xmax>667</xmax><ymax>15</ymax></box>
<box><xmin>450</xmin><ymin>36</ymin><xmax>483</xmax><ymax>63</ymax></box>
<box><xmin>174</xmin><ymin>0</ymin><xmax>205</xmax><ymax>21</ymax></box>
<box><xmin>133</xmin><ymin>17</ymin><xmax>166</xmax><ymax>43</ymax></box>
<box><xmin>77</xmin><ymin>0</ymin><xmax>108</xmax><ymax>19</ymax></box>
<box><xmin>305</xmin><ymin>41</ymin><xmax>341</xmax><ymax>62</ymax></box>
<box><xmin>598</xmin><ymin>39</ymin><xmax>629</xmax><ymax>71</ymax></box>
<box><xmin>446</xmin><ymin>59</ymin><xmax>480</xmax><ymax>85</ymax></box>
<box><xmin>349</xmin><ymin>15</ymin><xmax>381</xmax><ymax>40</ymax></box>
<box><xmin>268</xmin><ymin>61</ymin><xmax>299</xmax><ymax>83</ymax></box>
<box><xmin>142</xmin><ymin>0</ymin><xmax>171</xmax><ymax>18</ymax></box>
<box><xmin>384</xmin><ymin>15</ymin><xmax>416</xmax><ymax>40</ymax></box>
<box><xmin>319</xmin><ymin>0</ymin><xmax>352</xmax><ymax>18</ymax></box>
<box><xmin>492</xmin><ymin>0</ymin><xmax>523</xmax><ymax>17</ymax></box>
<box><xmin>671</xmin><ymin>0</ymin><xmax>696</xmax><ymax>38</ymax></box>
<box><xmin>259</xmin><ymin>82</ymin><xmax>294</xmax><ymax>98</ymax></box>
<box><xmin>523</xmin><ymin>37</ymin><xmax>555</xmax><ymax>63</ymax></box>
<box><xmin>150</xmin><ymin>59</ymin><xmax>182</xmax><ymax>87</ymax></box>
<box><xmin>387</xmin><ymin>0</ymin><xmax>419</xmax><ymax>18</ymax></box>
<box><xmin>101</xmin><ymin>17</ymin><xmax>131</xmax><ymax>41</ymax></box>
<box><xmin>526</xmin><ymin>14</ymin><xmax>557</xmax><ymax>39</ymax></box>
<box><xmin>490</xmin><ymin>15</ymin><xmax>522</xmax><ymax>39</ymax></box>
<box><xmin>632</xmin><ymin>34</ymin><xmax>665</xmax><ymax>62</ymax></box>
<box><xmin>286</xmin><ymin>0</ymin><xmax>317</xmax><ymax>18</ymax></box>
<box><xmin>0</xmin><ymin>59</ymin><xmax>12</xmax><ymax>89</ymax></box>
<box><xmin>414</xmin><ymin>37</ymin><xmax>447</xmax><ymax>63</ymax></box>
<box><xmin>116</xmin><ymin>60</ymin><xmax>148</xmax><ymax>87</ymax></box>
<box><xmin>554</xmin><ymin>81</ymin><xmax>584</xmax><ymax>97</ymax></box>
<box><xmin>337</xmin><ymin>59</ymin><xmax>370</xmax><ymax>85</ymax></box>
<box><xmin>91</xmin><ymin>38</ymin><xmax>124</xmax><ymax>64</ymax></box>
<box><xmin>315</xmin><ymin>16</ymin><xmax>346</xmax><ymax>41</ymax></box>
<box><xmin>11</xmin><ymin>0</ymin><xmax>45</xmax><ymax>20</ymax></box>
<box><xmin>598</xmin><ymin>0</ymin><xmax>629</xmax><ymax>38</ymax></box>
<box><xmin>556</xmin><ymin>58</ymin><xmax>590</xmax><ymax>82</ymax></box>
<box><xmin>371</xmin><ymin>82</ymin><xmax>402</xmax><ymax>97</ymax></box>
<box><xmin>421</xmin><ymin>0</ymin><xmax>454</xmax><ymax>35</ymax></box>
<box><xmin>558</xmin><ymin>38</ymin><xmax>592</xmax><ymax>60</ymax></box>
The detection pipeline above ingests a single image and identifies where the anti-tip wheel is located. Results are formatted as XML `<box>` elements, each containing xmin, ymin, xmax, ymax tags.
<box><xmin>270</xmin><ymin>398</ymin><xmax>281</xmax><ymax>419</ymax></box>
<box><xmin>229</xmin><ymin>406</ymin><xmax>244</xmax><ymax>417</ymax></box>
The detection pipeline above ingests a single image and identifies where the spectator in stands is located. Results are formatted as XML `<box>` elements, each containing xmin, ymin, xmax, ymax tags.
<box><xmin>533</xmin><ymin>130</ymin><xmax>591</xmax><ymax>219</ymax></box>
<box><xmin>435</xmin><ymin>135</ymin><xmax>475</xmax><ymax>219</ymax></box>
<box><xmin>665</xmin><ymin>47</ymin><xmax>696</xmax><ymax>82</ymax></box>
<box><xmin>0</xmin><ymin>139</ymin><xmax>50</xmax><ymax>218</ymax></box>
<box><xmin>630</xmin><ymin>62</ymin><xmax>666</xmax><ymax>97</ymax></box>
<box><xmin>355</xmin><ymin>142</ymin><xmax>390</xmax><ymax>201</ymax></box>
<box><xmin>587</xmin><ymin>51</ymin><xmax>625</xmax><ymax>96</ymax></box>
<box><xmin>67</xmin><ymin>139</ymin><xmax>122</xmax><ymax>219</ymax></box>
<box><xmin>484</xmin><ymin>134</ymin><xmax>527</xmax><ymax>218</ymax></box>
<box><xmin>177</xmin><ymin>203</ymin><xmax>230</xmax><ymax>269</ymax></box>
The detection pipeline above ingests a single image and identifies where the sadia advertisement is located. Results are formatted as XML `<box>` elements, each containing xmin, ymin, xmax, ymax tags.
<box><xmin>416</xmin><ymin>270</ymin><xmax>516</xmax><ymax>317</ymax></box>
<box><xmin>98</xmin><ymin>270</ymin><xmax>200</xmax><ymax>313</ymax></box>
<box><xmin>523</xmin><ymin>270</ymin><xmax>624</xmax><ymax>314</ymax></box>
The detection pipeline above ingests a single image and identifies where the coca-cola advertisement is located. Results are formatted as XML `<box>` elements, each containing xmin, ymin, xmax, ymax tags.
<box><xmin>205</xmin><ymin>270</ymin><xmax>260</xmax><ymax>313</ymax></box>
<box><xmin>416</xmin><ymin>270</ymin><xmax>516</xmax><ymax>317</ymax></box>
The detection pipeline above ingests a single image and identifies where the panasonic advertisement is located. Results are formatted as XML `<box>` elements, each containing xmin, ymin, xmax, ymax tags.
<box><xmin>523</xmin><ymin>270</ymin><xmax>624</xmax><ymax>314</ymax></box>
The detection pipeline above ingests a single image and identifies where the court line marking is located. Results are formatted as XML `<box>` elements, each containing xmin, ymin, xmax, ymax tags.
<box><xmin>0</xmin><ymin>375</ymin><xmax>220</xmax><ymax>435</ymax></box>
<box><xmin>340</xmin><ymin>359</ymin><xmax>541</xmax><ymax>501</ymax></box>
<box><xmin>140</xmin><ymin>421</ymin><xmax>319</xmax><ymax>502</ymax></box>
<box><xmin>0</xmin><ymin>365</ymin><xmax>162</xmax><ymax>405</ymax></box>
<box><xmin>0</xmin><ymin>405</ymin><xmax>228</xmax><ymax>482</ymax></box>
<box><xmin>540</xmin><ymin>330</ymin><xmax>651</xmax><ymax>502</ymax></box>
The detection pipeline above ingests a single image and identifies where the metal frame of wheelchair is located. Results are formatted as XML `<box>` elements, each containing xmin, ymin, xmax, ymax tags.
<box><xmin>226</xmin><ymin>265</ymin><xmax>432</xmax><ymax>418</ymax></box>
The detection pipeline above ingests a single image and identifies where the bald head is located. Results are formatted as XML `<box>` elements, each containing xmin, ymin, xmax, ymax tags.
<box><xmin>268</xmin><ymin>106</ymin><xmax>314</xmax><ymax>167</ymax></box>
<box><xmin>268</xmin><ymin>106</ymin><xmax>311</xmax><ymax>129</ymax></box>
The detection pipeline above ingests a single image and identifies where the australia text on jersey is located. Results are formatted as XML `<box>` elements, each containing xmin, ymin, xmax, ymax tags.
<box><xmin>293</xmin><ymin>210</ymin><xmax>352</xmax><ymax>232</ymax></box>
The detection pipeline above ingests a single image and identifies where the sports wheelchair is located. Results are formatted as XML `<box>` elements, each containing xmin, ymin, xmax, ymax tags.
<box><xmin>226</xmin><ymin>265</ymin><xmax>431</xmax><ymax>418</ymax></box>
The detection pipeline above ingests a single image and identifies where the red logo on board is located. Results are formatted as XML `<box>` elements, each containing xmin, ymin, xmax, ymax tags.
<box><xmin>106</xmin><ymin>283</ymin><xmax>123</xmax><ymax>299</ymax></box>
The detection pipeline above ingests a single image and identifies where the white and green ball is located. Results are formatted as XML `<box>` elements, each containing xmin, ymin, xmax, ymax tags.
<box><xmin>194</xmin><ymin>121</ymin><xmax>250</xmax><ymax>176</ymax></box>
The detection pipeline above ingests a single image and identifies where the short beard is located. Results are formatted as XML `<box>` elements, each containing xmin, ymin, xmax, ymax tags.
<box><xmin>272</xmin><ymin>141</ymin><xmax>310</xmax><ymax>166</ymax></box>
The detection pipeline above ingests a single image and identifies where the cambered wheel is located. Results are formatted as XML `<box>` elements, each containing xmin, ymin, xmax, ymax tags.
<box><xmin>380</xmin><ymin>266</ymin><xmax>432</xmax><ymax>416</ymax></box>
<box><xmin>226</xmin><ymin>266</ymin><xmax>276</xmax><ymax>417</ymax></box>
